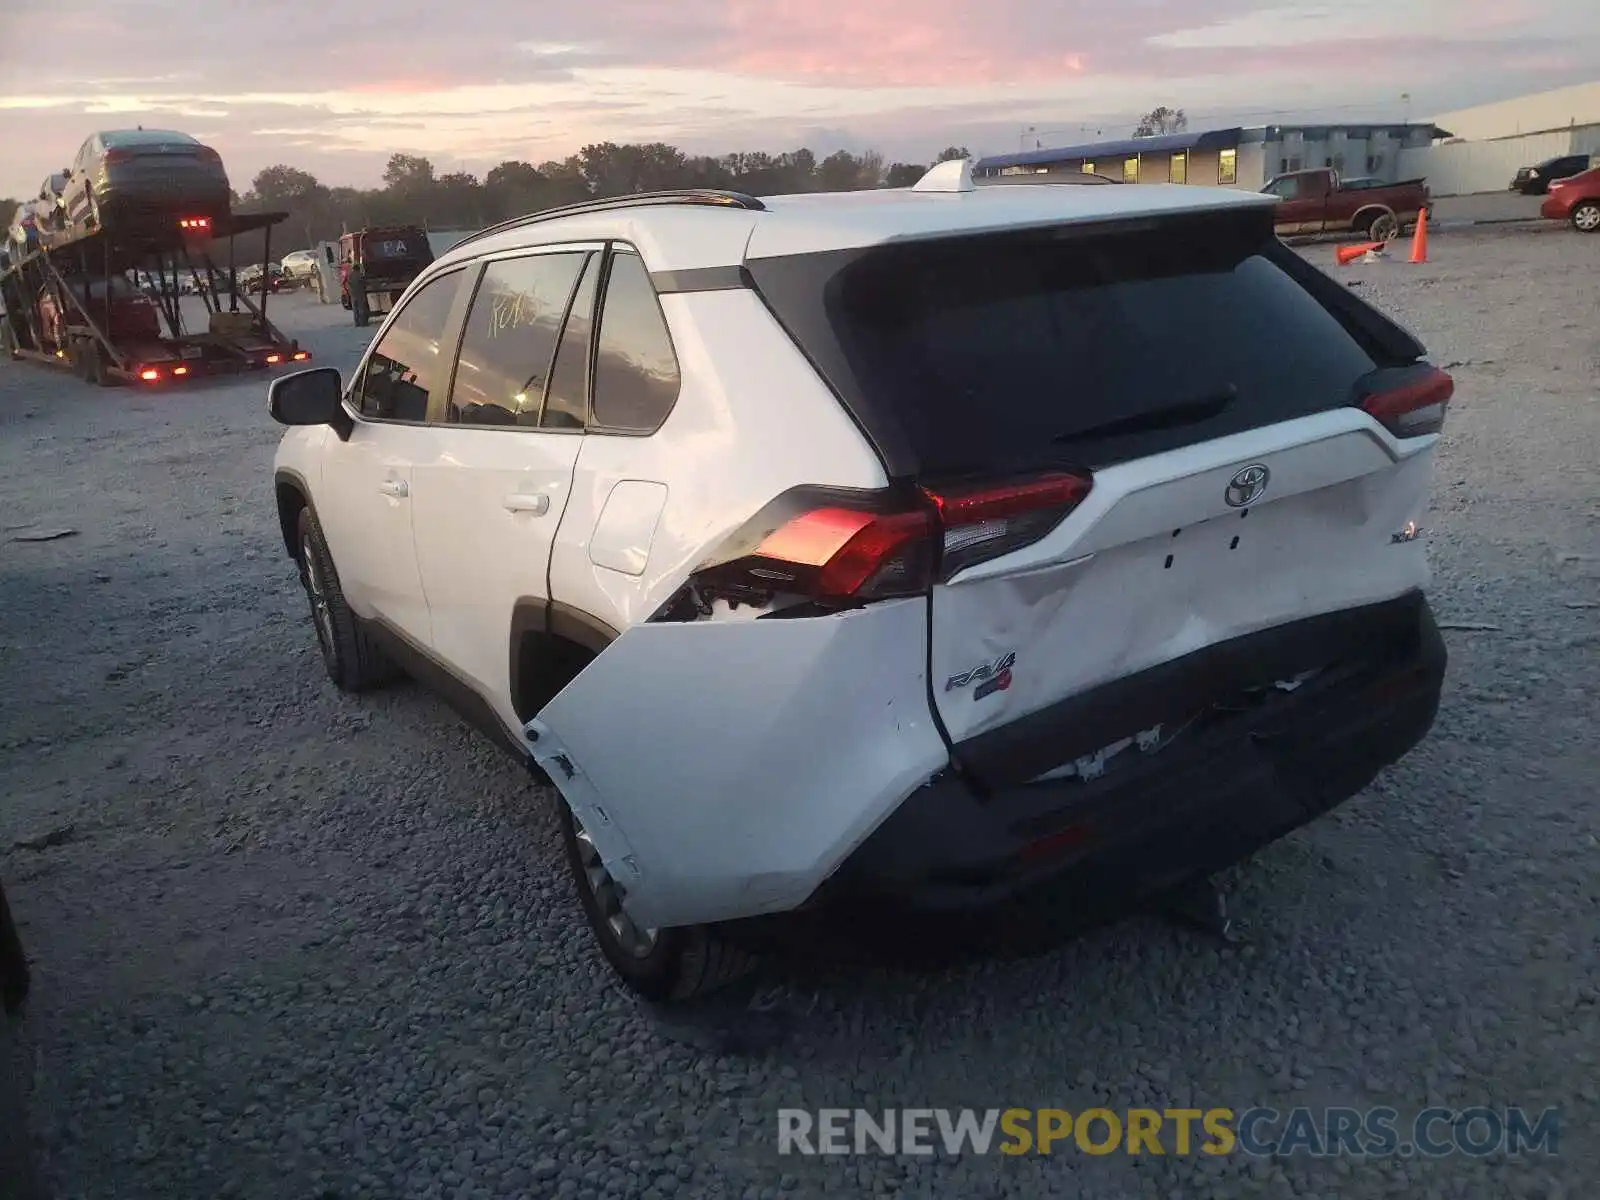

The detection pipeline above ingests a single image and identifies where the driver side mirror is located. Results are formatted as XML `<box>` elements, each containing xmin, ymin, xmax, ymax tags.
<box><xmin>268</xmin><ymin>366</ymin><xmax>352</xmax><ymax>438</ymax></box>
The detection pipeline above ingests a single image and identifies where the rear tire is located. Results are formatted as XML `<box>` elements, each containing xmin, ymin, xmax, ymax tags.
<box><xmin>294</xmin><ymin>505</ymin><xmax>403</xmax><ymax>693</ymax></box>
<box><xmin>557</xmin><ymin>799</ymin><xmax>754</xmax><ymax>1002</ymax></box>
<box><xmin>1365</xmin><ymin>211</ymin><xmax>1399</xmax><ymax>242</ymax></box>
<box><xmin>1571</xmin><ymin>201</ymin><xmax>1600</xmax><ymax>233</ymax></box>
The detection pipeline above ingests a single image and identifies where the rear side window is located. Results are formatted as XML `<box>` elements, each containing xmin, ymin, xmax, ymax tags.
<box><xmin>355</xmin><ymin>268</ymin><xmax>462</xmax><ymax>422</ymax></box>
<box><xmin>749</xmin><ymin>210</ymin><xmax>1392</xmax><ymax>477</ymax></box>
<box><xmin>589</xmin><ymin>250</ymin><xmax>681</xmax><ymax>433</ymax></box>
<box><xmin>448</xmin><ymin>252</ymin><xmax>585</xmax><ymax>428</ymax></box>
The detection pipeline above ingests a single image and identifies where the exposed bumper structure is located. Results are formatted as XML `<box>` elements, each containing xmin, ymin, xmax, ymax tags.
<box><xmin>822</xmin><ymin>591</ymin><xmax>1445</xmax><ymax>912</ymax></box>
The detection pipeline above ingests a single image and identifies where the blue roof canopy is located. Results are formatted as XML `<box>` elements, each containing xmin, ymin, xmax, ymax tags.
<box><xmin>976</xmin><ymin>127</ymin><xmax>1243</xmax><ymax>173</ymax></box>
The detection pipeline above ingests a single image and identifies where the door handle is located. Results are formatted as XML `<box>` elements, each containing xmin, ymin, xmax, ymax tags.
<box><xmin>504</xmin><ymin>493</ymin><xmax>550</xmax><ymax>516</ymax></box>
<box><xmin>378</xmin><ymin>479</ymin><xmax>409</xmax><ymax>498</ymax></box>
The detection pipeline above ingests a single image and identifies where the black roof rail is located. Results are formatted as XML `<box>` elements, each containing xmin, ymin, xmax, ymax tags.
<box><xmin>449</xmin><ymin>190</ymin><xmax>766</xmax><ymax>253</ymax></box>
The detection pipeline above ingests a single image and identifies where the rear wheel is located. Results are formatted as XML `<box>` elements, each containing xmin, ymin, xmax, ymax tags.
<box><xmin>557</xmin><ymin>798</ymin><xmax>753</xmax><ymax>1002</ymax></box>
<box><xmin>294</xmin><ymin>505</ymin><xmax>402</xmax><ymax>693</ymax></box>
<box><xmin>1365</xmin><ymin>211</ymin><xmax>1399</xmax><ymax>242</ymax></box>
<box><xmin>1571</xmin><ymin>201</ymin><xmax>1600</xmax><ymax>233</ymax></box>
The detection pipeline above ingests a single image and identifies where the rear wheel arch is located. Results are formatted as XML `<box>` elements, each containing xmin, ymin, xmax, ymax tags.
<box><xmin>1354</xmin><ymin>205</ymin><xmax>1399</xmax><ymax>238</ymax></box>
<box><xmin>508</xmin><ymin>599</ymin><xmax>618</xmax><ymax>725</ymax></box>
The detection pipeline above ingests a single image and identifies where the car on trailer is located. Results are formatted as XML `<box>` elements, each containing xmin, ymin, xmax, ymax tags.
<box><xmin>59</xmin><ymin>129</ymin><xmax>232</xmax><ymax>241</ymax></box>
<box><xmin>338</xmin><ymin>224</ymin><xmax>434</xmax><ymax>326</ymax></box>
<box><xmin>0</xmin><ymin>209</ymin><xmax>309</xmax><ymax>386</ymax></box>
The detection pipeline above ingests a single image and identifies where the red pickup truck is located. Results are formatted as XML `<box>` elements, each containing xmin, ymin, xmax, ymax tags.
<box><xmin>1261</xmin><ymin>168</ymin><xmax>1429</xmax><ymax>242</ymax></box>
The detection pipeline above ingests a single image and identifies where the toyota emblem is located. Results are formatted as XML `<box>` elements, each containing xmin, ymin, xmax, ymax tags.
<box><xmin>1225</xmin><ymin>464</ymin><xmax>1270</xmax><ymax>508</ymax></box>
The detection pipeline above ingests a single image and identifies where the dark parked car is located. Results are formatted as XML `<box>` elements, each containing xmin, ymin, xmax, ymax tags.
<box><xmin>1510</xmin><ymin>154</ymin><xmax>1593</xmax><ymax>195</ymax></box>
<box><xmin>60</xmin><ymin>128</ymin><xmax>232</xmax><ymax>239</ymax></box>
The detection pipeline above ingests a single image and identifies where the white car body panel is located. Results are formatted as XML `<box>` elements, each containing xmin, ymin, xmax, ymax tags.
<box><xmin>928</xmin><ymin>411</ymin><xmax>1437</xmax><ymax>745</ymax></box>
<box><xmin>746</xmin><ymin>183</ymin><xmax>1277</xmax><ymax>259</ymax></box>
<box><xmin>525</xmin><ymin>597</ymin><xmax>948</xmax><ymax>928</ymax></box>
<box><xmin>410</xmin><ymin>425</ymin><xmax>584</xmax><ymax>722</ymax></box>
<box><xmin>550</xmin><ymin>289</ymin><xmax>889</xmax><ymax>636</ymax></box>
<box><xmin>312</xmin><ymin>421</ymin><xmax>433</xmax><ymax>643</ymax></box>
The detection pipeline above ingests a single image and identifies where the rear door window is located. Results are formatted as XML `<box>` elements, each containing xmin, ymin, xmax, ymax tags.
<box><xmin>749</xmin><ymin>210</ymin><xmax>1391</xmax><ymax>477</ymax></box>
<box><xmin>447</xmin><ymin>252</ymin><xmax>586</xmax><ymax>427</ymax></box>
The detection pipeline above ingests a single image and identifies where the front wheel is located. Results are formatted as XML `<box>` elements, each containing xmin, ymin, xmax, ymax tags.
<box><xmin>557</xmin><ymin>798</ymin><xmax>753</xmax><ymax>1002</ymax></box>
<box><xmin>1366</xmin><ymin>211</ymin><xmax>1399</xmax><ymax>242</ymax></box>
<box><xmin>1571</xmin><ymin>201</ymin><xmax>1600</xmax><ymax>233</ymax></box>
<box><xmin>294</xmin><ymin>506</ymin><xmax>402</xmax><ymax>693</ymax></box>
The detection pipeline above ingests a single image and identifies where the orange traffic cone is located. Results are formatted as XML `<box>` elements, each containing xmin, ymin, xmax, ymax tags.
<box><xmin>1408</xmin><ymin>208</ymin><xmax>1429</xmax><ymax>264</ymax></box>
<box><xmin>1336</xmin><ymin>241</ymin><xmax>1383</xmax><ymax>266</ymax></box>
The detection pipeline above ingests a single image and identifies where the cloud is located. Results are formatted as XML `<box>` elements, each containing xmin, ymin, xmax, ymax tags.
<box><xmin>0</xmin><ymin>0</ymin><xmax>1596</xmax><ymax>196</ymax></box>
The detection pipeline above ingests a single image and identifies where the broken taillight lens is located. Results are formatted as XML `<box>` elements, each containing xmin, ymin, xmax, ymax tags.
<box><xmin>1359</xmin><ymin>364</ymin><xmax>1454</xmax><ymax>438</ymax></box>
<box><xmin>651</xmin><ymin>471</ymin><xmax>1094</xmax><ymax>620</ymax></box>
<box><xmin>924</xmin><ymin>472</ymin><xmax>1093</xmax><ymax>580</ymax></box>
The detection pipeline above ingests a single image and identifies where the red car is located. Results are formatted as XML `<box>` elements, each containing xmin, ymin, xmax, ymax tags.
<box><xmin>38</xmin><ymin>274</ymin><xmax>161</xmax><ymax>347</ymax></box>
<box><xmin>1541</xmin><ymin>166</ymin><xmax>1600</xmax><ymax>233</ymax></box>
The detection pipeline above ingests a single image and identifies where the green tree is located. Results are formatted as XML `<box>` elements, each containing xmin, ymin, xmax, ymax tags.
<box><xmin>382</xmin><ymin>154</ymin><xmax>436</xmax><ymax>192</ymax></box>
<box><xmin>884</xmin><ymin>163</ymin><xmax>926</xmax><ymax>187</ymax></box>
<box><xmin>936</xmin><ymin>146</ymin><xmax>971</xmax><ymax>162</ymax></box>
<box><xmin>250</xmin><ymin>165</ymin><xmax>324</xmax><ymax>207</ymax></box>
<box><xmin>1134</xmin><ymin>107</ymin><xmax>1187</xmax><ymax>137</ymax></box>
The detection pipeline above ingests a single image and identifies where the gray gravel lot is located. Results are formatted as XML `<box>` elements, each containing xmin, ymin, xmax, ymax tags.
<box><xmin>1</xmin><ymin>227</ymin><xmax>1596</xmax><ymax>1199</ymax></box>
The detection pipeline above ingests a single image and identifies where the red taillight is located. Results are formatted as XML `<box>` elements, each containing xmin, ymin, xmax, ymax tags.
<box><xmin>172</xmin><ymin>365</ymin><xmax>189</xmax><ymax>376</ymax></box>
<box><xmin>652</xmin><ymin>471</ymin><xmax>1093</xmax><ymax>620</ymax></box>
<box><xmin>265</xmin><ymin>353</ymin><xmax>282</xmax><ymax>364</ymax></box>
<box><xmin>139</xmin><ymin>367</ymin><xmax>160</xmax><ymax>381</ymax></box>
<box><xmin>178</xmin><ymin>217</ymin><xmax>210</xmax><ymax>232</ymax></box>
<box><xmin>1360</xmin><ymin>365</ymin><xmax>1454</xmax><ymax>438</ymax></box>
<box><xmin>291</xmin><ymin>351</ymin><xmax>309</xmax><ymax>361</ymax></box>
<box><xmin>923</xmin><ymin>473</ymin><xmax>1093</xmax><ymax>580</ymax></box>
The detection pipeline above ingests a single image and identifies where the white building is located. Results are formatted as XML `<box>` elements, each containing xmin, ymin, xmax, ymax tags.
<box><xmin>1400</xmin><ymin>81</ymin><xmax>1600</xmax><ymax>196</ymax></box>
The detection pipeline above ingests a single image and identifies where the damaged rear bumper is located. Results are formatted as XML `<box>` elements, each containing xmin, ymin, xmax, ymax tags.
<box><xmin>817</xmin><ymin>591</ymin><xmax>1446</xmax><ymax>913</ymax></box>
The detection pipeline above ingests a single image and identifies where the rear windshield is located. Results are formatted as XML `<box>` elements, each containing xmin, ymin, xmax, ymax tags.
<box><xmin>748</xmin><ymin>208</ymin><xmax>1413</xmax><ymax>477</ymax></box>
<box><xmin>104</xmin><ymin>129</ymin><xmax>197</xmax><ymax>147</ymax></box>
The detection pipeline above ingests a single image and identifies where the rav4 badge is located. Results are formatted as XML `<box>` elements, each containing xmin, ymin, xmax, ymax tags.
<box><xmin>946</xmin><ymin>651</ymin><xmax>1016</xmax><ymax>699</ymax></box>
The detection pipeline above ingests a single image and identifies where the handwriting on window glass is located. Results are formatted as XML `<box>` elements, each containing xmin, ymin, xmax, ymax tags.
<box><xmin>488</xmin><ymin>290</ymin><xmax>537</xmax><ymax>338</ymax></box>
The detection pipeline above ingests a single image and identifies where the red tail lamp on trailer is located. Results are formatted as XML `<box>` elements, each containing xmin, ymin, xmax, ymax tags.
<box><xmin>177</xmin><ymin>217</ymin><xmax>211</xmax><ymax>232</ymax></box>
<box><xmin>138</xmin><ymin>367</ymin><xmax>161</xmax><ymax>382</ymax></box>
<box><xmin>652</xmin><ymin>471</ymin><xmax>1094</xmax><ymax>619</ymax></box>
<box><xmin>171</xmin><ymin>365</ymin><xmax>189</xmax><ymax>377</ymax></box>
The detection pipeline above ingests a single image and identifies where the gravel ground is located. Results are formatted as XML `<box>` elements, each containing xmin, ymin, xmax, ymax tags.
<box><xmin>1</xmin><ymin>227</ymin><xmax>1596</xmax><ymax>1200</ymax></box>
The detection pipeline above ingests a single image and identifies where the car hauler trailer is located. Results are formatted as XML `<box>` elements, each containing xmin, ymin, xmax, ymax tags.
<box><xmin>0</xmin><ymin>209</ymin><xmax>309</xmax><ymax>387</ymax></box>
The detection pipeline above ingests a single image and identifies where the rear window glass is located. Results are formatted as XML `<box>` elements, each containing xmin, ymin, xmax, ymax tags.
<box><xmin>104</xmin><ymin>129</ymin><xmax>197</xmax><ymax>146</ymax></box>
<box><xmin>782</xmin><ymin>214</ymin><xmax>1383</xmax><ymax>475</ymax></box>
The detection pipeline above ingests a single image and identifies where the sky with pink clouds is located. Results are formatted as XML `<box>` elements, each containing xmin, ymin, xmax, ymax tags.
<box><xmin>1</xmin><ymin>0</ymin><xmax>1596</xmax><ymax>196</ymax></box>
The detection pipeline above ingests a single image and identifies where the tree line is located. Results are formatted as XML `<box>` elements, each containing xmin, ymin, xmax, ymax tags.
<box><xmin>241</xmin><ymin>143</ymin><xmax>975</xmax><ymax>251</ymax></box>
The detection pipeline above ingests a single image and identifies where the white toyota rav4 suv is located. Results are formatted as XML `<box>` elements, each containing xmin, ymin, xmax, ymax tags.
<box><xmin>269</xmin><ymin>160</ymin><xmax>1451</xmax><ymax>1002</ymax></box>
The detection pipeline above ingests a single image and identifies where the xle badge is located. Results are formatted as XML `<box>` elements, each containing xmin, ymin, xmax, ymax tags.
<box><xmin>946</xmin><ymin>651</ymin><xmax>1016</xmax><ymax>701</ymax></box>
